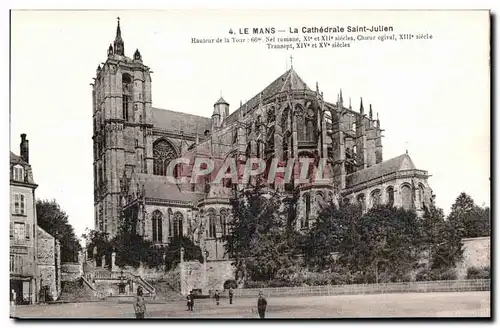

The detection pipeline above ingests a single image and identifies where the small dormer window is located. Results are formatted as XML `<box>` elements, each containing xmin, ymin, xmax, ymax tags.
<box><xmin>13</xmin><ymin>165</ymin><xmax>24</xmax><ymax>182</ymax></box>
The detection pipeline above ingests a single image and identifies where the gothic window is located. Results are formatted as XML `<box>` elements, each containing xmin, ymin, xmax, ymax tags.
<box><xmin>153</xmin><ymin>139</ymin><xmax>177</xmax><ymax>176</ymax></box>
<box><xmin>122</xmin><ymin>74</ymin><xmax>132</xmax><ymax>122</ymax></box>
<box><xmin>256</xmin><ymin>116</ymin><xmax>262</xmax><ymax>128</ymax></box>
<box><xmin>208</xmin><ymin>209</ymin><xmax>217</xmax><ymax>238</ymax></box>
<box><xmin>370</xmin><ymin>189</ymin><xmax>381</xmax><ymax>208</ymax></box>
<box><xmin>233</xmin><ymin>130</ymin><xmax>238</xmax><ymax>144</ymax></box>
<box><xmin>316</xmin><ymin>192</ymin><xmax>325</xmax><ymax>209</ymax></box>
<box><xmin>297</xmin><ymin>115</ymin><xmax>305</xmax><ymax>141</ymax></box>
<box><xmin>418</xmin><ymin>184</ymin><xmax>425</xmax><ymax>207</ymax></box>
<box><xmin>246</xmin><ymin>142</ymin><xmax>251</xmax><ymax>158</ymax></box>
<box><xmin>152</xmin><ymin>210</ymin><xmax>163</xmax><ymax>243</ymax></box>
<box><xmin>283</xmin><ymin>131</ymin><xmax>291</xmax><ymax>159</ymax></box>
<box><xmin>306</xmin><ymin>120</ymin><xmax>314</xmax><ymax>141</ymax></box>
<box><xmin>173</xmin><ymin>212</ymin><xmax>183</xmax><ymax>238</ymax></box>
<box><xmin>386</xmin><ymin>186</ymin><xmax>394</xmax><ymax>206</ymax></box>
<box><xmin>220</xmin><ymin>209</ymin><xmax>228</xmax><ymax>236</ymax></box>
<box><xmin>267</xmin><ymin>107</ymin><xmax>275</xmax><ymax>123</ymax></box>
<box><xmin>357</xmin><ymin>193</ymin><xmax>366</xmax><ymax>212</ymax></box>
<box><xmin>256</xmin><ymin>141</ymin><xmax>261</xmax><ymax>159</ymax></box>
<box><xmin>302</xmin><ymin>193</ymin><xmax>311</xmax><ymax>229</ymax></box>
<box><xmin>167</xmin><ymin>208</ymin><xmax>173</xmax><ymax>237</ymax></box>
<box><xmin>266</xmin><ymin>127</ymin><xmax>275</xmax><ymax>151</ymax></box>
<box><xmin>401</xmin><ymin>184</ymin><xmax>412</xmax><ymax>210</ymax></box>
<box><xmin>352</xmin><ymin>122</ymin><xmax>357</xmax><ymax>132</ymax></box>
<box><xmin>123</xmin><ymin>95</ymin><xmax>130</xmax><ymax>121</ymax></box>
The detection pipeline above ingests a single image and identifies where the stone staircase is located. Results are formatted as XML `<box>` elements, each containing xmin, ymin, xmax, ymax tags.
<box><xmin>58</xmin><ymin>278</ymin><xmax>105</xmax><ymax>303</ymax></box>
<box><xmin>83</xmin><ymin>268</ymin><xmax>157</xmax><ymax>298</ymax></box>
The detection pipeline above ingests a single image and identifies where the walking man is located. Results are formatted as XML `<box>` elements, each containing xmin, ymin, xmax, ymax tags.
<box><xmin>186</xmin><ymin>290</ymin><xmax>194</xmax><ymax>311</ymax></box>
<box><xmin>214</xmin><ymin>290</ymin><xmax>220</xmax><ymax>306</ymax></box>
<box><xmin>133</xmin><ymin>286</ymin><xmax>146</xmax><ymax>319</ymax></box>
<box><xmin>228</xmin><ymin>287</ymin><xmax>234</xmax><ymax>304</ymax></box>
<box><xmin>257</xmin><ymin>291</ymin><xmax>267</xmax><ymax>319</ymax></box>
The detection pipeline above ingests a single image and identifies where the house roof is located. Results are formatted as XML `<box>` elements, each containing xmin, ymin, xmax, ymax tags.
<box><xmin>346</xmin><ymin>153</ymin><xmax>417</xmax><ymax>187</ymax></box>
<box><xmin>10</xmin><ymin>151</ymin><xmax>28</xmax><ymax>166</ymax></box>
<box><xmin>152</xmin><ymin>107</ymin><xmax>212</xmax><ymax>136</ymax></box>
<box><xmin>224</xmin><ymin>68</ymin><xmax>312</xmax><ymax>125</ymax></box>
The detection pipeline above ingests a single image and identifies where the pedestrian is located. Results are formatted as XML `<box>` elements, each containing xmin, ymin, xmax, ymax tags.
<box><xmin>257</xmin><ymin>291</ymin><xmax>267</xmax><ymax>319</ymax></box>
<box><xmin>10</xmin><ymin>289</ymin><xmax>16</xmax><ymax>306</ymax></box>
<box><xmin>214</xmin><ymin>290</ymin><xmax>220</xmax><ymax>306</ymax></box>
<box><xmin>186</xmin><ymin>290</ymin><xmax>194</xmax><ymax>311</ymax></box>
<box><xmin>133</xmin><ymin>286</ymin><xmax>146</xmax><ymax>319</ymax></box>
<box><xmin>228</xmin><ymin>287</ymin><xmax>234</xmax><ymax>304</ymax></box>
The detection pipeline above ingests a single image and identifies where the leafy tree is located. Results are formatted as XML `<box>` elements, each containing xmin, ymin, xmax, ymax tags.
<box><xmin>224</xmin><ymin>185</ymin><xmax>295</xmax><ymax>282</ymax></box>
<box><xmin>163</xmin><ymin>236</ymin><xmax>204</xmax><ymax>271</ymax></box>
<box><xmin>82</xmin><ymin>228</ymin><xmax>112</xmax><ymax>267</ymax></box>
<box><xmin>36</xmin><ymin>199</ymin><xmax>82</xmax><ymax>262</ymax></box>
<box><xmin>448</xmin><ymin>193</ymin><xmax>490</xmax><ymax>238</ymax></box>
<box><xmin>304</xmin><ymin>203</ymin><xmax>361</xmax><ymax>270</ymax></box>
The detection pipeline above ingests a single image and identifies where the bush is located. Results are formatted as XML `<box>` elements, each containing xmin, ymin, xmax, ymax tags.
<box><xmin>466</xmin><ymin>266</ymin><xmax>490</xmax><ymax>279</ymax></box>
<box><xmin>223</xmin><ymin>279</ymin><xmax>238</xmax><ymax>290</ymax></box>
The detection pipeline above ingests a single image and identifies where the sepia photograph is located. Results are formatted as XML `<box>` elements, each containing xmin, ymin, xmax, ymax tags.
<box><xmin>8</xmin><ymin>9</ymin><xmax>490</xmax><ymax>319</ymax></box>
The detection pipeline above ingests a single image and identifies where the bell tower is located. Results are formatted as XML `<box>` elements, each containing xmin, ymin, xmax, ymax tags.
<box><xmin>91</xmin><ymin>18</ymin><xmax>153</xmax><ymax>237</ymax></box>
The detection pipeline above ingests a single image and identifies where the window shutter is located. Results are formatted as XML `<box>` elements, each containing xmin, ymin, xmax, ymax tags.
<box><xmin>10</xmin><ymin>222</ymin><xmax>13</xmax><ymax>238</ymax></box>
<box><xmin>25</xmin><ymin>224</ymin><xmax>30</xmax><ymax>239</ymax></box>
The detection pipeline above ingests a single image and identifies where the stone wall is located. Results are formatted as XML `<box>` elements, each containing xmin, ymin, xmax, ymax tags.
<box><xmin>36</xmin><ymin>226</ymin><xmax>60</xmax><ymax>299</ymax></box>
<box><xmin>180</xmin><ymin>259</ymin><xmax>234</xmax><ymax>295</ymax></box>
<box><xmin>456</xmin><ymin>236</ymin><xmax>490</xmax><ymax>279</ymax></box>
<box><xmin>61</xmin><ymin>263</ymin><xmax>83</xmax><ymax>282</ymax></box>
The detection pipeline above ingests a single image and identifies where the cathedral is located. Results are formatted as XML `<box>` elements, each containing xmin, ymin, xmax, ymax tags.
<box><xmin>92</xmin><ymin>19</ymin><xmax>434</xmax><ymax>260</ymax></box>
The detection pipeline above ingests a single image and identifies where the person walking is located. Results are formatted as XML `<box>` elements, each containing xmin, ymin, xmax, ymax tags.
<box><xmin>133</xmin><ymin>286</ymin><xmax>146</xmax><ymax>319</ymax></box>
<box><xmin>228</xmin><ymin>287</ymin><xmax>234</xmax><ymax>305</ymax></box>
<box><xmin>214</xmin><ymin>290</ymin><xmax>220</xmax><ymax>306</ymax></box>
<box><xmin>186</xmin><ymin>290</ymin><xmax>194</xmax><ymax>311</ymax></box>
<box><xmin>257</xmin><ymin>291</ymin><xmax>267</xmax><ymax>319</ymax></box>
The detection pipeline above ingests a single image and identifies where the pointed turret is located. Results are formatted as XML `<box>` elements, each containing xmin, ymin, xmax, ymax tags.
<box><xmin>133</xmin><ymin>49</ymin><xmax>142</xmax><ymax>61</ymax></box>
<box><xmin>107</xmin><ymin>44</ymin><xmax>113</xmax><ymax>57</ymax></box>
<box><xmin>339</xmin><ymin>89</ymin><xmax>344</xmax><ymax>105</ymax></box>
<box><xmin>360</xmin><ymin>97</ymin><xmax>364</xmax><ymax>115</ymax></box>
<box><xmin>349</xmin><ymin>97</ymin><xmax>352</xmax><ymax>110</ymax></box>
<box><xmin>113</xmin><ymin>17</ymin><xmax>125</xmax><ymax>56</ymax></box>
<box><xmin>369</xmin><ymin>104</ymin><xmax>373</xmax><ymax>119</ymax></box>
<box><xmin>214</xmin><ymin>96</ymin><xmax>229</xmax><ymax>123</ymax></box>
<box><xmin>377</xmin><ymin>112</ymin><xmax>380</xmax><ymax>127</ymax></box>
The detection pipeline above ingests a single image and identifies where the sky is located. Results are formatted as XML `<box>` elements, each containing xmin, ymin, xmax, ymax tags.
<box><xmin>9</xmin><ymin>9</ymin><xmax>490</xmax><ymax>238</ymax></box>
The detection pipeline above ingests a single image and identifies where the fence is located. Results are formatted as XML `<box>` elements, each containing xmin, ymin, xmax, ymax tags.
<box><xmin>230</xmin><ymin>279</ymin><xmax>490</xmax><ymax>298</ymax></box>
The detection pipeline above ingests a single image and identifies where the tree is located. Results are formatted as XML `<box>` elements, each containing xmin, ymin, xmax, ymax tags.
<box><xmin>82</xmin><ymin>228</ymin><xmax>112</xmax><ymax>267</ymax></box>
<box><xmin>447</xmin><ymin>193</ymin><xmax>490</xmax><ymax>238</ymax></box>
<box><xmin>36</xmin><ymin>199</ymin><xmax>82</xmax><ymax>262</ymax></box>
<box><xmin>304</xmin><ymin>203</ymin><xmax>361</xmax><ymax>270</ymax></box>
<box><xmin>224</xmin><ymin>185</ymin><xmax>295</xmax><ymax>282</ymax></box>
<box><xmin>163</xmin><ymin>236</ymin><xmax>204</xmax><ymax>271</ymax></box>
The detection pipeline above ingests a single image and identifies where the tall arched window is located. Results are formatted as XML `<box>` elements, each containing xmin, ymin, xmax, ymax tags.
<box><xmin>173</xmin><ymin>212</ymin><xmax>183</xmax><ymax>238</ymax></box>
<box><xmin>297</xmin><ymin>115</ymin><xmax>305</xmax><ymax>141</ymax></box>
<box><xmin>153</xmin><ymin>139</ymin><xmax>177</xmax><ymax>176</ymax></box>
<box><xmin>122</xmin><ymin>73</ymin><xmax>132</xmax><ymax>122</ymax></box>
<box><xmin>167</xmin><ymin>208</ymin><xmax>173</xmax><ymax>237</ymax></box>
<box><xmin>152</xmin><ymin>210</ymin><xmax>163</xmax><ymax>243</ymax></box>
<box><xmin>306</xmin><ymin>121</ymin><xmax>314</xmax><ymax>141</ymax></box>
<box><xmin>371</xmin><ymin>189</ymin><xmax>381</xmax><ymax>208</ymax></box>
<box><xmin>302</xmin><ymin>193</ymin><xmax>311</xmax><ymax>229</ymax></box>
<box><xmin>401</xmin><ymin>184</ymin><xmax>412</xmax><ymax>210</ymax></box>
<box><xmin>357</xmin><ymin>193</ymin><xmax>366</xmax><ymax>212</ymax></box>
<box><xmin>220</xmin><ymin>209</ymin><xmax>228</xmax><ymax>236</ymax></box>
<box><xmin>418</xmin><ymin>184</ymin><xmax>425</xmax><ymax>208</ymax></box>
<box><xmin>207</xmin><ymin>209</ymin><xmax>217</xmax><ymax>238</ymax></box>
<box><xmin>352</xmin><ymin>122</ymin><xmax>357</xmax><ymax>132</ymax></box>
<box><xmin>386</xmin><ymin>186</ymin><xmax>394</xmax><ymax>206</ymax></box>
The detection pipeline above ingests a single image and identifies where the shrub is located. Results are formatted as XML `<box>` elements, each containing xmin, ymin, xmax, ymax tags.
<box><xmin>466</xmin><ymin>266</ymin><xmax>490</xmax><ymax>279</ymax></box>
<box><xmin>223</xmin><ymin>279</ymin><xmax>238</xmax><ymax>290</ymax></box>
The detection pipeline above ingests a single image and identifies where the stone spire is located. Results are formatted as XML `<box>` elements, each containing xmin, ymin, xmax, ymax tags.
<box><xmin>360</xmin><ymin>97</ymin><xmax>364</xmax><ymax>115</ymax></box>
<box><xmin>369</xmin><ymin>104</ymin><xmax>373</xmax><ymax>119</ymax></box>
<box><xmin>113</xmin><ymin>17</ymin><xmax>125</xmax><ymax>56</ymax></box>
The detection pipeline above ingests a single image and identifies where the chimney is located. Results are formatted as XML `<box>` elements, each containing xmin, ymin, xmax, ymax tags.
<box><xmin>20</xmin><ymin>134</ymin><xmax>29</xmax><ymax>163</ymax></box>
